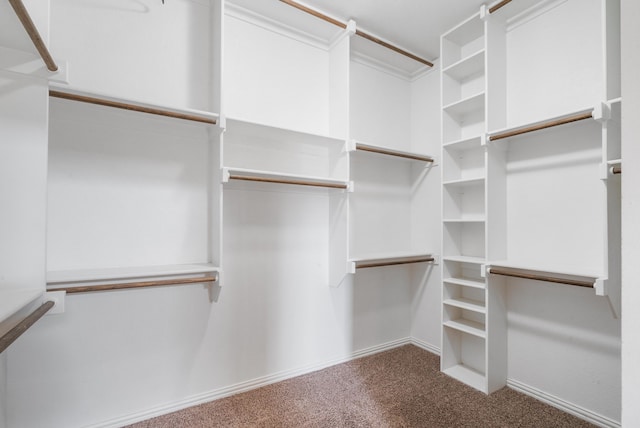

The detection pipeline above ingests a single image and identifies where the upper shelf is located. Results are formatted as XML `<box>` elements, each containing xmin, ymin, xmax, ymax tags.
<box><xmin>488</xmin><ymin>108</ymin><xmax>595</xmax><ymax>142</ymax></box>
<box><xmin>443</xmin><ymin>92</ymin><xmax>485</xmax><ymax>119</ymax></box>
<box><xmin>47</xmin><ymin>263</ymin><xmax>220</xmax><ymax>286</ymax></box>
<box><xmin>222</xmin><ymin>167</ymin><xmax>350</xmax><ymax>190</ymax></box>
<box><xmin>352</xmin><ymin>141</ymin><xmax>435</xmax><ymax>163</ymax></box>
<box><xmin>442</xmin><ymin>50</ymin><xmax>485</xmax><ymax>82</ymax></box>
<box><xmin>49</xmin><ymin>85</ymin><xmax>219</xmax><ymax>127</ymax></box>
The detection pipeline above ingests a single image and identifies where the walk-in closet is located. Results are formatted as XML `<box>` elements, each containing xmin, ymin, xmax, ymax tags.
<box><xmin>1</xmin><ymin>0</ymin><xmax>637</xmax><ymax>427</ymax></box>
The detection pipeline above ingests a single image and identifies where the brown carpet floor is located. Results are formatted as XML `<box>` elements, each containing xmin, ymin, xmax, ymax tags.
<box><xmin>127</xmin><ymin>345</ymin><xmax>595</xmax><ymax>428</ymax></box>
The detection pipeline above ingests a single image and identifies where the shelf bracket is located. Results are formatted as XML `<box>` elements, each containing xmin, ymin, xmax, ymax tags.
<box><xmin>592</xmin><ymin>101</ymin><xmax>611</xmax><ymax>123</ymax></box>
<box><xmin>43</xmin><ymin>291</ymin><xmax>65</xmax><ymax>315</ymax></box>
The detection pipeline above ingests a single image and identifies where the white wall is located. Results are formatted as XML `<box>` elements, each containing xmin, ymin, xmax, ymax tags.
<box><xmin>0</xmin><ymin>354</ymin><xmax>5</xmax><ymax>428</ymax></box>
<box><xmin>6</xmin><ymin>184</ymin><xmax>414</xmax><ymax>428</ymax></box>
<box><xmin>621</xmin><ymin>0</ymin><xmax>640</xmax><ymax>425</ymax></box>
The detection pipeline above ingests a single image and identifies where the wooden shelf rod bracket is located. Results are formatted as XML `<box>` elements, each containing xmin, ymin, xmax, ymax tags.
<box><xmin>279</xmin><ymin>0</ymin><xmax>433</xmax><ymax>67</ymax></box>
<box><xmin>488</xmin><ymin>267</ymin><xmax>595</xmax><ymax>288</ymax></box>
<box><xmin>228</xmin><ymin>174</ymin><xmax>348</xmax><ymax>190</ymax></box>
<box><xmin>0</xmin><ymin>300</ymin><xmax>55</xmax><ymax>355</ymax></box>
<box><xmin>356</xmin><ymin>257</ymin><xmax>435</xmax><ymax>269</ymax></box>
<box><xmin>50</xmin><ymin>275</ymin><xmax>217</xmax><ymax>294</ymax></box>
<box><xmin>489</xmin><ymin>111</ymin><xmax>593</xmax><ymax>141</ymax></box>
<box><xmin>8</xmin><ymin>0</ymin><xmax>58</xmax><ymax>72</ymax></box>
<box><xmin>489</xmin><ymin>0</ymin><xmax>513</xmax><ymax>14</ymax></box>
<box><xmin>355</xmin><ymin>144</ymin><xmax>435</xmax><ymax>162</ymax></box>
<box><xmin>49</xmin><ymin>90</ymin><xmax>217</xmax><ymax>125</ymax></box>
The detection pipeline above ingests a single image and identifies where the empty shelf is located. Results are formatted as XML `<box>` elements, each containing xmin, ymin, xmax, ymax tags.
<box><xmin>222</xmin><ymin>167</ymin><xmax>350</xmax><ymax>190</ymax></box>
<box><xmin>442</xmin><ymin>50</ymin><xmax>485</xmax><ymax>82</ymax></box>
<box><xmin>49</xmin><ymin>85</ymin><xmax>219</xmax><ymax>126</ymax></box>
<box><xmin>442</xmin><ymin>177</ymin><xmax>485</xmax><ymax>188</ymax></box>
<box><xmin>443</xmin><ymin>277</ymin><xmax>485</xmax><ymax>289</ymax></box>
<box><xmin>443</xmin><ymin>319</ymin><xmax>486</xmax><ymax>338</ymax></box>
<box><xmin>442</xmin><ymin>364</ymin><xmax>486</xmax><ymax>391</ymax></box>
<box><xmin>354</xmin><ymin>141</ymin><xmax>434</xmax><ymax>162</ymax></box>
<box><xmin>442</xmin><ymin>256</ymin><xmax>486</xmax><ymax>265</ymax></box>
<box><xmin>444</xmin><ymin>297</ymin><xmax>486</xmax><ymax>314</ymax></box>
<box><xmin>443</xmin><ymin>92</ymin><xmax>485</xmax><ymax>119</ymax></box>
<box><xmin>443</xmin><ymin>135</ymin><xmax>484</xmax><ymax>151</ymax></box>
<box><xmin>47</xmin><ymin>263</ymin><xmax>220</xmax><ymax>285</ymax></box>
<box><xmin>350</xmin><ymin>252</ymin><xmax>436</xmax><ymax>269</ymax></box>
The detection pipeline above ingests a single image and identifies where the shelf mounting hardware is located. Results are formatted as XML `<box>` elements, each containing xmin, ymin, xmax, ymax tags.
<box><xmin>279</xmin><ymin>0</ymin><xmax>433</xmax><ymax>67</ymax></box>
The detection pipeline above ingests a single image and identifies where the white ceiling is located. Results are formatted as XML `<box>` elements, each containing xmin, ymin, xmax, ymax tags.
<box><xmin>296</xmin><ymin>0</ymin><xmax>487</xmax><ymax>61</ymax></box>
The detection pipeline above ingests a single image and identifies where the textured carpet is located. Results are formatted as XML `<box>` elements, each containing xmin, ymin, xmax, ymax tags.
<box><xmin>127</xmin><ymin>345</ymin><xmax>594</xmax><ymax>427</ymax></box>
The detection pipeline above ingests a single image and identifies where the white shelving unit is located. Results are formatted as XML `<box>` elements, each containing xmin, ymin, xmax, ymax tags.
<box><xmin>440</xmin><ymin>0</ymin><xmax>621</xmax><ymax>394</ymax></box>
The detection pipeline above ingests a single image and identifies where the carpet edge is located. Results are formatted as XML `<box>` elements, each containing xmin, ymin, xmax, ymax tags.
<box><xmin>85</xmin><ymin>337</ymin><xmax>413</xmax><ymax>428</ymax></box>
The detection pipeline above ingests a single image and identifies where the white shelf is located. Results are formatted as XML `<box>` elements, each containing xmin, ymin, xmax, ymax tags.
<box><xmin>352</xmin><ymin>141</ymin><xmax>435</xmax><ymax>163</ymax></box>
<box><xmin>0</xmin><ymin>289</ymin><xmax>44</xmax><ymax>324</ymax></box>
<box><xmin>49</xmin><ymin>84</ymin><xmax>219</xmax><ymax>127</ymax></box>
<box><xmin>444</xmin><ymin>297</ymin><xmax>486</xmax><ymax>314</ymax></box>
<box><xmin>443</xmin><ymin>277</ymin><xmax>486</xmax><ymax>289</ymax></box>
<box><xmin>47</xmin><ymin>264</ymin><xmax>219</xmax><ymax>285</ymax></box>
<box><xmin>487</xmin><ymin>107</ymin><xmax>594</xmax><ymax>141</ymax></box>
<box><xmin>487</xmin><ymin>261</ymin><xmax>602</xmax><ymax>284</ymax></box>
<box><xmin>442</xmin><ymin>50</ymin><xmax>485</xmax><ymax>82</ymax></box>
<box><xmin>225</xmin><ymin>117</ymin><xmax>346</xmax><ymax>148</ymax></box>
<box><xmin>443</xmin><ymin>92</ymin><xmax>485</xmax><ymax>119</ymax></box>
<box><xmin>442</xmin><ymin>256</ymin><xmax>486</xmax><ymax>265</ymax></box>
<box><xmin>442</xmin><ymin>177</ymin><xmax>485</xmax><ymax>188</ymax></box>
<box><xmin>443</xmin><ymin>135</ymin><xmax>484</xmax><ymax>151</ymax></box>
<box><xmin>442</xmin><ymin>364</ymin><xmax>486</xmax><ymax>391</ymax></box>
<box><xmin>443</xmin><ymin>218</ymin><xmax>485</xmax><ymax>223</ymax></box>
<box><xmin>443</xmin><ymin>319</ymin><xmax>486</xmax><ymax>338</ymax></box>
<box><xmin>349</xmin><ymin>251</ymin><xmax>436</xmax><ymax>270</ymax></box>
<box><xmin>222</xmin><ymin>167</ymin><xmax>350</xmax><ymax>190</ymax></box>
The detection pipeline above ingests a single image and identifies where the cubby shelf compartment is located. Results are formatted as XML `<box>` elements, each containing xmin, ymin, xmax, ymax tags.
<box><xmin>443</xmin><ymin>218</ymin><xmax>485</xmax><ymax>223</ymax></box>
<box><xmin>443</xmin><ymin>92</ymin><xmax>486</xmax><ymax>118</ymax></box>
<box><xmin>442</xmin><ymin>177</ymin><xmax>485</xmax><ymax>188</ymax></box>
<box><xmin>443</xmin><ymin>319</ymin><xmax>486</xmax><ymax>338</ymax></box>
<box><xmin>443</xmin><ymin>135</ymin><xmax>484</xmax><ymax>151</ymax></box>
<box><xmin>442</xmin><ymin>50</ymin><xmax>485</xmax><ymax>82</ymax></box>
<box><xmin>348</xmin><ymin>252</ymin><xmax>436</xmax><ymax>272</ymax></box>
<box><xmin>442</xmin><ymin>364</ymin><xmax>486</xmax><ymax>392</ymax></box>
<box><xmin>352</xmin><ymin>141</ymin><xmax>435</xmax><ymax>163</ymax></box>
<box><xmin>49</xmin><ymin>85</ymin><xmax>219</xmax><ymax>127</ymax></box>
<box><xmin>222</xmin><ymin>167</ymin><xmax>350</xmax><ymax>190</ymax></box>
<box><xmin>441</xmin><ymin>12</ymin><xmax>485</xmax><ymax>69</ymax></box>
<box><xmin>444</xmin><ymin>277</ymin><xmax>486</xmax><ymax>289</ymax></box>
<box><xmin>443</xmin><ymin>256</ymin><xmax>486</xmax><ymax>265</ymax></box>
<box><xmin>0</xmin><ymin>289</ymin><xmax>44</xmax><ymax>324</ymax></box>
<box><xmin>444</xmin><ymin>297</ymin><xmax>486</xmax><ymax>314</ymax></box>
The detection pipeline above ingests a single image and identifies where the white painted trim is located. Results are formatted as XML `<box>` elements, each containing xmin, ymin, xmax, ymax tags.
<box><xmin>410</xmin><ymin>337</ymin><xmax>441</xmax><ymax>355</ymax></box>
<box><xmin>351</xmin><ymin>50</ymin><xmax>415</xmax><ymax>82</ymax></box>
<box><xmin>87</xmin><ymin>338</ymin><xmax>412</xmax><ymax>428</ymax></box>
<box><xmin>225</xmin><ymin>3</ymin><xmax>330</xmax><ymax>52</ymax></box>
<box><xmin>507</xmin><ymin>378</ymin><xmax>621</xmax><ymax>428</ymax></box>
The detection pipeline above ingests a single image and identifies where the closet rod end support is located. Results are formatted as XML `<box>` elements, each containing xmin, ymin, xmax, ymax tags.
<box><xmin>44</xmin><ymin>290</ymin><xmax>66</xmax><ymax>315</ymax></box>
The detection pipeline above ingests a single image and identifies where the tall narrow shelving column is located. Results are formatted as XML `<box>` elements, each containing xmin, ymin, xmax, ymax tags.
<box><xmin>440</xmin><ymin>8</ymin><xmax>504</xmax><ymax>393</ymax></box>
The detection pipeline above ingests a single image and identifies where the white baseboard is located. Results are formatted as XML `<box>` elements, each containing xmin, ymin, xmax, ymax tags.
<box><xmin>507</xmin><ymin>379</ymin><xmax>621</xmax><ymax>428</ymax></box>
<box><xmin>87</xmin><ymin>338</ymin><xmax>619</xmax><ymax>428</ymax></box>
<box><xmin>410</xmin><ymin>337</ymin><xmax>440</xmax><ymax>355</ymax></box>
<box><xmin>89</xmin><ymin>337</ymin><xmax>412</xmax><ymax>428</ymax></box>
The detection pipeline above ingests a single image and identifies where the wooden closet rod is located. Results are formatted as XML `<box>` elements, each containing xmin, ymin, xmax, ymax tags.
<box><xmin>489</xmin><ymin>111</ymin><xmax>593</xmax><ymax>141</ymax></box>
<box><xmin>612</xmin><ymin>166</ymin><xmax>622</xmax><ymax>175</ymax></box>
<box><xmin>357</xmin><ymin>257</ymin><xmax>435</xmax><ymax>269</ymax></box>
<box><xmin>279</xmin><ymin>0</ymin><xmax>434</xmax><ymax>67</ymax></box>
<box><xmin>0</xmin><ymin>300</ymin><xmax>55</xmax><ymax>354</ymax></box>
<box><xmin>49</xmin><ymin>90</ymin><xmax>217</xmax><ymax>125</ymax></box>
<box><xmin>229</xmin><ymin>174</ymin><xmax>348</xmax><ymax>189</ymax></box>
<box><xmin>355</xmin><ymin>144</ymin><xmax>434</xmax><ymax>162</ymax></box>
<box><xmin>52</xmin><ymin>276</ymin><xmax>217</xmax><ymax>294</ymax></box>
<box><xmin>488</xmin><ymin>268</ymin><xmax>595</xmax><ymax>288</ymax></box>
<box><xmin>8</xmin><ymin>0</ymin><xmax>58</xmax><ymax>72</ymax></box>
<box><xmin>489</xmin><ymin>0</ymin><xmax>513</xmax><ymax>14</ymax></box>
